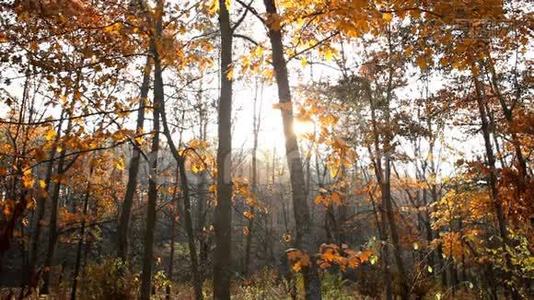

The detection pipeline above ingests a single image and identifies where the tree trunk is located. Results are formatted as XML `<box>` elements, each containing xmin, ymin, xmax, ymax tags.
<box><xmin>139</xmin><ymin>3</ymin><xmax>163</xmax><ymax>297</ymax></box>
<box><xmin>483</xmin><ymin>55</ymin><xmax>528</xmax><ymax>179</ymax></box>
<box><xmin>70</xmin><ymin>163</ymin><xmax>94</xmax><ymax>300</ymax></box>
<box><xmin>27</xmin><ymin>110</ymin><xmax>64</xmax><ymax>284</ymax></box>
<box><xmin>214</xmin><ymin>0</ymin><xmax>233</xmax><ymax>298</ymax></box>
<box><xmin>244</xmin><ymin>79</ymin><xmax>261</xmax><ymax>276</ymax></box>
<box><xmin>166</xmin><ymin>169</ymin><xmax>179</xmax><ymax>300</ymax></box>
<box><xmin>178</xmin><ymin>158</ymin><xmax>203</xmax><ymax>299</ymax></box>
<box><xmin>473</xmin><ymin>74</ymin><xmax>519</xmax><ymax>299</ymax></box>
<box><xmin>262</xmin><ymin>1</ymin><xmax>321</xmax><ymax>299</ymax></box>
<box><xmin>116</xmin><ymin>58</ymin><xmax>151</xmax><ymax>261</ymax></box>
<box><xmin>41</xmin><ymin>92</ymin><xmax>77</xmax><ymax>295</ymax></box>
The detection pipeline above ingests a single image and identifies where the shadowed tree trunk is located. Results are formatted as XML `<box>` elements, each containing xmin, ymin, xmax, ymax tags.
<box><xmin>116</xmin><ymin>58</ymin><xmax>151</xmax><ymax>261</ymax></box>
<box><xmin>26</xmin><ymin>110</ymin><xmax>64</xmax><ymax>285</ymax></box>
<box><xmin>213</xmin><ymin>0</ymin><xmax>233</xmax><ymax>298</ymax></box>
<box><xmin>41</xmin><ymin>123</ymin><xmax>69</xmax><ymax>295</ymax></box>
<box><xmin>139</xmin><ymin>2</ymin><xmax>163</xmax><ymax>297</ymax></box>
<box><xmin>166</xmin><ymin>168</ymin><xmax>179</xmax><ymax>300</ymax></box>
<box><xmin>472</xmin><ymin>73</ymin><xmax>519</xmax><ymax>300</ymax></box>
<box><xmin>41</xmin><ymin>77</ymin><xmax>79</xmax><ymax>295</ymax></box>
<box><xmin>262</xmin><ymin>0</ymin><xmax>321</xmax><ymax>298</ymax></box>
<box><xmin>70</xmin><ymin>162</ymin><xmax>95</xmax><ymax>300</ymax></box>
<box><xmin>159</xmin><ymin>94</ymin><xmax>203</xmax><ymax>299</ymax></box>
<box><xmin>483</xmin><ymin>53</ymin><xmax>528</xmax><ymax>180</ymax></box>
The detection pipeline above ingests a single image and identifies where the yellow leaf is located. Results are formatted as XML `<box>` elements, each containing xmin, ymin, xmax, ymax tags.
<box><xmin>324</xmin><ymin>48</ymin><xmax>335</xmax><ymax>61</ymax></box>
<box><xmin>22</xmin><ymin>169</ymin><xmax>34</xmax><ymax>188</ymax></box>
<box><xmin>382</xmin><ymin>13</ymin><xmax>393</xmax><ymax>23</ymax></box>
<box><xmin>45</xmin><ymin>128</ymin><xmax>57</xmax><ymax>141</ymax></box>
<box><xmin>104</xmin><ymin>23</ymin><xmax>122</xmax><ymax>34</ymax></box>
<box><xmin>314</xmin><ymin>194</ymin><xmax>326</xmax><ymax>205</ymax></box>
<box><xmin>300</xmin><ymin>56</ymin><xmax>308</xmax><ymax>67</ymax></box>
<box><xmin>226</xmin><ymin>67</ymin><xmax>234</xmax><ymax>80</ymax></box>
<box><xmin>115</xmin><ymin>158</ymin><xmax>125</xmax><ymax>170</ymax></box>
<box><xmin>253</xmin><ymin>46</ymin><xmax>264</xmax><ymax>57</ymax></box>
<box><xmin>39</xmin><ymin>180</ymin><xmax>46</xmax><ymax>189</ymax></box>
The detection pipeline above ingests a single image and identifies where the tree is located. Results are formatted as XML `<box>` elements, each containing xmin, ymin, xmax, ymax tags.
<box><xmin>261</xmin><ymin>1</ymin><xmax>322</xmax><ymax>298</ymax></box>
<box><xmin>116</xmin><ymin>58</ymin><xmax>151</xmax><ymax>261</ymax></box>
<box><xmin>139</xmin><ymin>0</ymin><xmax>164</xmax><ymax>298</ymax></box>
<box><xmin>213</xmin><ymin>0</ymin><xmax>234</xmax><ymax>298</ymax></box>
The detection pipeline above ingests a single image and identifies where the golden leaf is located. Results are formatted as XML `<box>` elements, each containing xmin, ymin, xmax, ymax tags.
<box><xmin>22</xmin><ymin>169</ymin><xmax>34</xmax><ymax>188</ymax></box>
<box><xmin>243</xmin><ymin>210</ymin><xmax>254</xmax><ymax>220</ymax></box>
<box><xmin>45</xmin><ymin>128</ymin><xmax>57</xmax><ymax>141</ymax></box>
<box><xmin>115</xmin><ymin>158</ymin><xmax>125</xmax><ymax>171</ymax></box>
<box><xmin>382</xmin><ymin>13</ymin><xmax>393</xmax><ymax>23</ymax></box>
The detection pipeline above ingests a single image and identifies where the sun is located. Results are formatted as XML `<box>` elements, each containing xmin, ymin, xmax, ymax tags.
<box><xmin>292</xmin><ymin>119</ymin><xmax>315</xmax><ymax>137</ymax></box>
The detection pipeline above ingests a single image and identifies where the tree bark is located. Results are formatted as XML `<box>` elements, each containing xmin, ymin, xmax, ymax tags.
<box><xmin>166</xmin><ymin>169</ymin><xmax>179</xmax><ymax>300</ymax></box>
<box><xmin>116</xmin><ymin>58</ymin><xmax>151</xmax><ymax>261</ymax></box>
<box><xmin>262</xmin><ymin>1</ymin><xmax>321</xmax><ymax>298</ymax></box>
<box><xmin>70</xmin><ymin>162</ymin><xmax>95</xmax><ymax>300</ymax></box>
<box><xmin>27</xmin><ymin>111</ymin><xmax>64</xmax><ymax>284</ymax></box>
<box><xmin>472</xmin><ymin>74</ymin><xmax>519</xmax><ymax>299</ymax></box>
<box><xmin>483</xmin><ymin>55</ymin><xmax>528</xmax><ymax>179</ymax></box>
<box><xmin>139</xmin><ymin>3</ymin><xmax>163</xmax><ymax>297</ymax></box>
<box><xmin>214</xmin><ymin>0</ymin><xmax>233</xmax><ymax>298</ymax></box>
<box><xmin>41</xmin><ymin>88</ymin><xmax>78</xmax><ymax>295</ymax></box>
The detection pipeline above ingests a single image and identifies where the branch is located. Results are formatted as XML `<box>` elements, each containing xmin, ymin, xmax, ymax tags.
<box><xmin>0</xmin><ymin>108</ymin><xmax>145</xmax><ymax>126</ymax></box>
<box><xmin>231</xmin><ymin>0</ymin><xmax>253</xmax><ymax>32</ymax></box>
<box><xmin>235</xmin><ymin>0</ymin><xmax>265</xmax><ymax>24</ymax></box>
<box><xmin>233</xmin><ymin>33</ymin><xmax>261</xmax><ymax>47</ymax></box>
<box><xmin>287</xmin><ymin>31</ymin><xmax>339</xmax><ymax>61</ymax></box>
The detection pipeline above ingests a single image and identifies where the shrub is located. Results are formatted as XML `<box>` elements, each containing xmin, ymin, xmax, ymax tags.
<box><xmin>79</xmin><ymin>258</ymin><xmax>139</xmax><ymax>299</ymax></box>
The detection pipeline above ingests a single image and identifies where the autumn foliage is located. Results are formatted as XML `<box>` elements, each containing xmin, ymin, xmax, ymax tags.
<box><xmin>0</xmin><ymin>0</ymin><xmax>532</xmax><ymax>299</ymax></box>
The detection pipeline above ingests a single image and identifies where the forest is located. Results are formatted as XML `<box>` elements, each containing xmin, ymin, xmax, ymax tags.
<box><xmin>0</xmin><ymin>0</ymin><xmax>532</xmax><ymax>299</ymax></box>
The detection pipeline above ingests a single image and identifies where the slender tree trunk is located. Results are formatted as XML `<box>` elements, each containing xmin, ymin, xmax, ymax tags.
<box><xmin>382</xmin><ymin>157</ymin><xmax>409</xmax><ymax>299</ymax></box>
<box><xmin>41</xmin><ymin>91</ymin><xmax>77</xmax><ymax>295</ymax></box>
<box><xmin>473</xmin><ymin>75</ymin><xmax>510</xmax><ymax>247</ymax></box>
<box><xmin>117</xmin><ymin>58</ymin><xmax>151</xmax><ymax>261</ymax></box>
<box><xmin>214</xmin><ymin>0</ymin><xmax>233</xmax><ymax>298</ymax></box>
<box><xmin>364</xmin><ymin>165</ymin><xmax>392</xmax><ymax>300</ymax></box>
<box><xmin>365</xmin><ymin>74</ymin><xmax>407</xmax><ymax>299</ymax></box>
<box><xmin>473</xmin><ymin>73</ymin><xmax>519</xmax><ymax>300</ymax></box>
<box><xmin>244</xmin><ymin>80</ymin><xmax>261</xmax><ymax>276</ymax></box>
<box><xmin>178</xmin><ymin>158</ymin><xmax>203</xmax><ymax>299</ymax></box>
<box><xmin>70</xmin><ymin>163</ymin><xmax>95</xmax><ymax>300</ymax></box>
<box><xmin>140</xmin><ymin>4</ymin><xmax>163</xmax><ymax>297</ymax></box>
<box><xmin>429</xmin><ymin>185</ymin><xmax>447</xmax><ymax>287</ymax></box>
<box><xmin>166</xmin><ymin>169</ymin><xmax>179</xmax><ymax>300</ymax></box>
<box><xmin>27</xmin><ymin>111</ymin><xmax>64</xmax><ymax>284</ymax></box>
<box><xmin>262</xmin><ymin>1</ymin><xmax>321</xmax><ymax>298</ymax></box>
<box><xmin>155</xmin><ymin>32</ymin><xmax>203</xmax><ymax>300</ymax></box>
<box><xmin>484</xmin><ymin>55</ymin><xmax>528</xmax><ymax>179</ymax></box>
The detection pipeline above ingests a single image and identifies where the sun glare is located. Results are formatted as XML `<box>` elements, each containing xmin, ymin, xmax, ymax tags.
<box><xmin>292</xmin><ymin>119</ymin><xmax>315</xmax><ymax>137</ymax></box>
